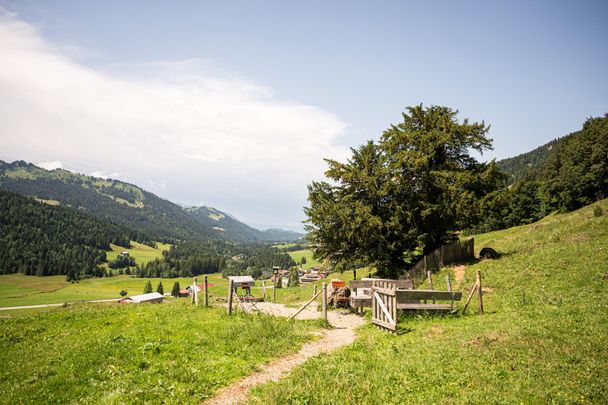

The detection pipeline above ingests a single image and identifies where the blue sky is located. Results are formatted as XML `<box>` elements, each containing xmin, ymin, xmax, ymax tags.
<box><xmin>0</xmin><ymin>1</ymin><xmax>607</xmax><ymax>230</ymax></box>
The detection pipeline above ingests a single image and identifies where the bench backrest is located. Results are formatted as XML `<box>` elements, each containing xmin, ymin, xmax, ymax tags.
<box><xmin>396</xmin><ymin>290</ymin><xmax>462</xmax><ymax>301</ymax></box>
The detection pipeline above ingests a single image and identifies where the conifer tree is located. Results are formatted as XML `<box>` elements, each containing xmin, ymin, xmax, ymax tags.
<box><xmin>143</xmin><ymin>280</ymin><xmax>153</xmax><ymax>294</ymax></box>
<box><xmin>156</xmin><ymin>281</ymin><xmax>164</xmax><ymax>295</ymax></box>
<box><xmin>171</xmin><ymin>281</ymin><xmax>181</xmax><ymax>297</ymax></box>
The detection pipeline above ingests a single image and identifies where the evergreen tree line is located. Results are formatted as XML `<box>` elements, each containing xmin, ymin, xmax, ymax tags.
<box><xmin>0</xmin><ymin>189</ymin><xmax>131</xmax><ymax>279</ymax></box>
<box><xmin>470</xmin><ymin>113</ymin><xmax>608</xmax><ymax>233</ymax></box>
<box><xmin>132</xmin><ymin>240</ymin><xmax>296</xmax><ymax>279</ymax></box>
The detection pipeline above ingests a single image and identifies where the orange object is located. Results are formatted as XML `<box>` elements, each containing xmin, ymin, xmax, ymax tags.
<box><xmin>331</xmin><ymin>279</ymin><xmax>345</xmax><ymax>288</ymax></box>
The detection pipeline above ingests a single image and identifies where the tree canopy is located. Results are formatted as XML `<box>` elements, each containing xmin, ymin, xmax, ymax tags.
<box><xmin>305</xmin><ymin>105</ymin><xmax>502</xmax><ymax>277</ymax></box>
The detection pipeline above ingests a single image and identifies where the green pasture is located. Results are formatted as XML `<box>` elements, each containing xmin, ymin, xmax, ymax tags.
<box><xmin>0</xmin><ymin>301</ymin><xmax>324</xmax><ymax>403</ymax></box>
<box><xmin>287</xmin><ymin>249</ymin><xmax>320</xmax><ymax>270</ymax></box>
<box><xmin>249</xmin><ymin>200</ymin><xmax>608</xmax><ymax>404</ymax></box>
<box><xmin>0</xmin><ymin>273</ymin><xmax>230</xmax><ymax>308</ymax></box>
<box><xmin>106</xmin><ymin>241</ymin><xmax>171</xmax><ymax>265</ymax></box>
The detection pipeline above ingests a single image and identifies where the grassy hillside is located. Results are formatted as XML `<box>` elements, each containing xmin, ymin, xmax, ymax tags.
<box><xmin>288</xmin><ymin>249</ymin><xmax>320</xmax><ymax>270</ymax></box>
<box><xmin>185</xmin><ymin>206</ymin><xmax>303</xmax><ymax>242</ymax></box>
<box><xmin>249</xmin><ymin>200</ymin><xmax>608</xmax><ymax>403</ymax></box>
<box><xmin>0</xmin><ymin>302</ymin><xmax>323</xmax><ymax>403</ymax></box>
<box><xmin>105</xmin><ymin>241</ymin><xmax>171</xmax><ymax>265</ymax></box>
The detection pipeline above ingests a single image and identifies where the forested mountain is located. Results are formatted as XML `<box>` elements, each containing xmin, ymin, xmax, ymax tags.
<box><xmin>472</xmin><ymin>113</ymin><xmax>608</xmax><ymax>233</ymax></box>
<box><xmin>0</xmin><ymin>189</ymin><xmax>131</xmax><ymax>280</ymax></box>
<box><xmin>0</xmin><ymin>160</ymin><xmax>300</xmax><ymax>243</ymax></box>
<box><xmin>496</xmin><ymin>138</ymin><xmax>561</xmax><ymax>184</ymax></box>
<box><xmin>184</xmin><ymin>206</ymin><xmax>303</xmax><ymax>242</ymax></box>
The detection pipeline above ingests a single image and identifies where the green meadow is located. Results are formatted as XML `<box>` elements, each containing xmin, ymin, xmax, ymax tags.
<box><xmin>105</xmin><ymin>241</ymin><xmax>171</xmax><ymax>265</ymax></box>
<box><xmin>249</xmin><ymin>200</ymin><xmax>608</xmax><ymax>404</ymax></box>
<box><xmin>0</xmin><ymin>301</ymin><xmax>324</xmax><ymax>404</ymax></box>
<box><xmin>287</xmin><ymin>249</ymin><xmax>320</xmax><ymax>270</ymax></box>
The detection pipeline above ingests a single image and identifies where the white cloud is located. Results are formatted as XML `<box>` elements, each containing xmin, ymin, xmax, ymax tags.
<box><xmin>0</xmin><ymin>11</ymin><xmax>349</xmax><ymax>229</ymax></box>
<box><xmin>37</xmin><ymin>160</ymin><xmax>63</xmax><ymax>171</ymax></box>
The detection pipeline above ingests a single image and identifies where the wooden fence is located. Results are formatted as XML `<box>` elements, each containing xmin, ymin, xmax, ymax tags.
<box><xmin>408</xmin><ymin>238</ymin><xmax>474</xmax><ymax>281</ymax></box>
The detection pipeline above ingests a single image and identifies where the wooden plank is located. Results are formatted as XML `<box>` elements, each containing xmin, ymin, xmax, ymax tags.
<box><xmin>371</xmin><ymin>317</ymin><xmax>397</xmax><ymax>331</ymax></box>
<box><xmin>397</xmin><ymin>303</ymin><xmax>453</xmax><ymax>310</ymax></box>
<box><xmin>373</xmin><ymin>291</ymin><xmax>395</xmax><ymax>326</ymax></box>
<box><xmin>477</xmin><ymin>270</ymin><xmax>484</xmax><ymax>314</ymax></box>
<box><xmin>371</xmin><ymin>286</ymin><xmax>396</xmax><ymax>296</ymax></box>
<box><xmin>397</xmin><ymin>290</ymin><xmax>462</xmax><ymax>301</ymax></box>
<box><xmin>289</xmin><ymin>290</ymin><xmax>322</xmax><ymax>320</ymax></box>
<box><xmin>461</xmin><ymin>281</ymin><xmax>478</xmax><ymax>314</ymax></box>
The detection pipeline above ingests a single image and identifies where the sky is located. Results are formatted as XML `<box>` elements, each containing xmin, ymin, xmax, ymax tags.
<box><xmin>0</xmin><ymin>1</ymin><xmax>606</xmax><ymax>231</ymax></box>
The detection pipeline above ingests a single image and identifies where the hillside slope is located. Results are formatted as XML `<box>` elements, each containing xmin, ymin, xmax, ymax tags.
<box><xmin>496</xmin><ymin>138</ymin><xmax>560</xmax><ymax>184</ymax></box>
<box><xmin>185</xmin><ymin>206</ymin><xmax>303</xmax><ymax>242</ymax></box>
<box><xmin>249</xmin><ymin>200</ymin><xmax>608</xmax><ymax>403</ymax></box>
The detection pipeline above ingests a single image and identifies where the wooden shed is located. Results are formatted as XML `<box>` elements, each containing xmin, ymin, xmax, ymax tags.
<box><xmin>120</xmin><ymin>292</ymin><xmax>164</xmax><ymax>304</ymax></box>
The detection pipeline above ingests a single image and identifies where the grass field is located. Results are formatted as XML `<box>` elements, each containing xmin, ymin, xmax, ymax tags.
<box><xmin>249</xmin><ymin>200</ymin><xmax>608</xmax><ymax>404</ymax></box>
<box><xmin>287</xmin><ymin>249</ymin><xmax>320</xmax><ymax>270</ymax></box>
<box><xmin>106</xmin><ymin>241</ymin><xmax>171</xmax><ymax>265</ymax></box>
<box><xmin>0</xmin><ymin>301</ymin><xmax>324</xmax><ymax>403</ymax></box>
<box><xmin>0</xmin><ymin>274</ymin><xmax>230</xmax><ymax>308</ymax></box>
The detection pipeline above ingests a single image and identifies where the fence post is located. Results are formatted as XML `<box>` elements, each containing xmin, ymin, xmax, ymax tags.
<box><xmin>322</xmin><ymin>282</ymin><xmax>327</xmax><ymax>321</ymax></box>
<box><xmin>193</xmin><ymin>277</ymin><xmax>199</xmax><ymax>306</ymax></box>
<box><xmin>353</xmin><ymin>269</ymin><xmax>357</xmax><ymax>280</ymax></box>
<box><xmin>227</xmin><ymin>279</ymin><xmax>234</xmax><ymax>315</ymax></box>
<box><xmin>446</xmin><ymin>274</ymin><xmax>452</xmax><ymax>292</ymax></box>
<box><xmin>476</xmin><ymin>270</ymin><xmax>484</xmax><ymax>314</ymax></box>
<box><xmin>262</xmin><ymin>280</ymin><xmax>266</xmax><ymax>301</ymax></box>
<box><xmin>427</xmin><ymin>271</ymin><xmax>435</xmax><ymax>304</ymax></box>
<box><xmin>203</xmin><ymin>275</ymin><xmax>208</xmax><ymax>307</ymax></box>
<box><xmin>313</xmin><ymin>284</ymin><xmax>318</xmax><ymax>298</ymax></box>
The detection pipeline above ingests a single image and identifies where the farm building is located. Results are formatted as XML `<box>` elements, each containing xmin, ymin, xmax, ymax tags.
<box><xmin>120</xmin><ymin>292</ymin><xmax>164</xmax><ymax>304</ymax></box>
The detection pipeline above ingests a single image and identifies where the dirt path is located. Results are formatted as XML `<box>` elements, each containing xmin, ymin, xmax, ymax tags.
<box><xmin>452</xmin><ymin>265</ymin><xmax>466</xmax><ymax>287</ymax></box>
<box><xmin>203</xmin><ymin>303</ymin><xmax>365</xmax><ymax>405</ymax></box>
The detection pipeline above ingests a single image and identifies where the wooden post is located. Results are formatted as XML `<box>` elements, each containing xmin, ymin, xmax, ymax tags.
<box><xmin>427</xmin><ymin>271</ymin><xmax>434</xmax><ymax>304</ymax></box>
<box><xmin>262</xmin><ymin>281</ymin><xmax>266</xmax><ymax>301</ymax></box>
<box><xmin>313</xmin><ymin>284</ymin><xmax>318</xmax><ymax>298</ymax></box>
<box><xmin>227</xmin><ymin>279</ymin><xmax>234</xmax><ymax>315</ymax></box>
<box><xmin>476</xmin><ymin>270</ymin><xmax>484</xmax><ymax>314</ymax></box>
<box><xmin>273</xmin><ymin>276</ymin><xmax>277</xmax><ymax>302</ymax></box>
<box><xmin>461</xmin><ymin>281</ymin><xmax>478</xmax><ymax>314</ymax></box>
<box><xmin>203</xmin><ymin>275</ymin><xmax>208</xmax><ymax>307</ymax></box>
<box><xmin>353</xmin><ymin>269</ymin><xmax>357</xmax><ymax>280</ymax></box>
<box><xmin>322</xmin><ymin>282</ymin><xmax>327</xmax><ymax>321</ymax></box>
<box><xmin>193</xmin><ymin>277</ymin><xmax>199</xmax><ymax>306</ymax></box>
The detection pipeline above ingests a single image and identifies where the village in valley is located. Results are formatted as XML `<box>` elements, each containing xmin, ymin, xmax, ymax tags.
<box><xmin>0</xmin><ymin>2</ymin><xmax>607</xmax><ymax>404</ymax></box>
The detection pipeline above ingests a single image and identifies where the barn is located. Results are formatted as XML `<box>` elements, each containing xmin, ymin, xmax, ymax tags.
<box><xmin>120</xmin><ymin>292</ymin><xmax>164</xmax><ymax>304</ymax></box>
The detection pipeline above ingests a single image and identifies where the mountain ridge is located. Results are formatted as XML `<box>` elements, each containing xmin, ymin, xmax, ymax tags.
<box><xmin>0</xmin><ymin>159</ymin><xmax>303</xmax><ymax>243</ymax></box>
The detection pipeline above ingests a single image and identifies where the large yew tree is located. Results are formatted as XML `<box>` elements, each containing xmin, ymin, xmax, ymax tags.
<box><xmin>305</xmin><ymin>105</ymin><xmax>502</xmax><ymax>278</ymax></box>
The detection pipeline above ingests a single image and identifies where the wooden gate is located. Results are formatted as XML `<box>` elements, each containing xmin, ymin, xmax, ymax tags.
<box><xmin>371</xmin><ymin>280</ymin><xmax>398</xmax><ymax>332</ymax></box>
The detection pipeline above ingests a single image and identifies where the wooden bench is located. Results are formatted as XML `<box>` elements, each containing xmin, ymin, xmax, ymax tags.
<box><xmin>349</xmin><ymin>278</ymin><xmax>413</xmax><ymax>310</ymax></box>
